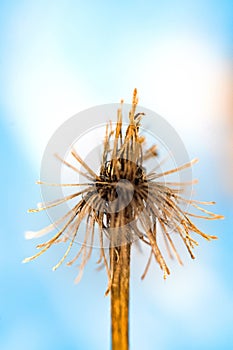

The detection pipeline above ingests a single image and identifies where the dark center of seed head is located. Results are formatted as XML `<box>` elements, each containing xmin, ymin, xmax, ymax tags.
<box><xmin>99</xmin><ymin>158</ymin><xmax>145</xmax><ymax>184</ymax></box>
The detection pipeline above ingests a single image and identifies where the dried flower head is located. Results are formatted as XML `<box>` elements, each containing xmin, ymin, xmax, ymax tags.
<box><xmin>23</xmin><ymin>89</ymin><xmax>223</xmax><ymax>291</ymax></box>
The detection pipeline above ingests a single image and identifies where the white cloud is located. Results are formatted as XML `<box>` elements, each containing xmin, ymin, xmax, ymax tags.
<box><xmin>134</xmin><ymin>36</ymin><xmax>226</xmax><ymax>153</ymax></box>
<box><xmin>2</xmin><ymin>4</ymin><xmax>93</xmax><ymax>166</ymax></box>
<box><xmin>3</xmin><ymin>10</ymin><xmax>227</xmax><ymax>165</ymax></box>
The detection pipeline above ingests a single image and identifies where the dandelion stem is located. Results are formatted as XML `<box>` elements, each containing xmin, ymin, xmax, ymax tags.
<box><xmin>110</xmin><ymin>243</ymin><xmax>131</xmax><ymax>350</ymax></box>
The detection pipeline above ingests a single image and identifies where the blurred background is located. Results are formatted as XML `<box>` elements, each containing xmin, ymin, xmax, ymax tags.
<box><xmin>1</xmin><ymin>1</ymin><xmax>232</xmax><ymax>349</ymax></box>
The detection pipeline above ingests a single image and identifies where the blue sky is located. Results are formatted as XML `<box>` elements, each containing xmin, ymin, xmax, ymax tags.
<box><xmin>1</xmin><ymin>1</ymin><xmax>233</xmax><ymax>349</ymax></box>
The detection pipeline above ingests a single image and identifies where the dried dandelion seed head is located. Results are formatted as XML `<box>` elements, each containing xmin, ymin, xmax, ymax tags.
<box><xmin>23</xmin><ymin>89</ymin><xmax>224</xmax><ymax>288</ymax></box>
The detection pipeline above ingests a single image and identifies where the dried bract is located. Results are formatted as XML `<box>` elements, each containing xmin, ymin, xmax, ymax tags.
<box><xmin>24</xmin><ymin>89</ymin><xmax>223</xmax><ymax>288</ymax></box>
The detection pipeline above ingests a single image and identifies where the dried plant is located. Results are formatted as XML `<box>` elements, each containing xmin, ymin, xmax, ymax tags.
<box><xmin>24</xmin><ymin>89</ymin><xmax>223</xmax><ymax>350</ymax></box>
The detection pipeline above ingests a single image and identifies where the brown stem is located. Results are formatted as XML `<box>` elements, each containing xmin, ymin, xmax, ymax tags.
<box><xmin>110</xmin><ymin>243</ymin><xmax>131</xmax><ymax>350</ymax></box>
